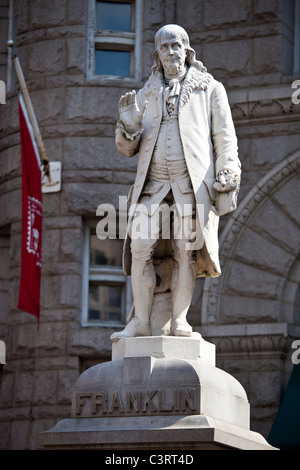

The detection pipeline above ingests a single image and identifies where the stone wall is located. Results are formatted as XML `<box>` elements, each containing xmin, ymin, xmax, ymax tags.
<box><xmin>0</xmin><ymin>0</ymin><xmax>299</xmax><ymax>449</ymax></box>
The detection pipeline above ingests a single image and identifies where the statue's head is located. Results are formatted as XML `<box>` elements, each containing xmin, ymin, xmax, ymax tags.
<box><xmin>152</xmin><ymin>24</ymin><xmax>206</xmax><ymax>75</ymax></box>
<box><xmin>154</xmin><ymin>24</ymin><xmax>190</xmax><ymax>51</ymax></box>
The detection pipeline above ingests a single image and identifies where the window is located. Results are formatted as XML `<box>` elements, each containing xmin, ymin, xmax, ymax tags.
<box><xmin>82</xmin><ymin>221</ymin><xmax>132</xmax><ymax>326</ymax></box>
<box><xmin>87</xmin><ymin>0</ymin><xmax>143</xmax><ymax>80</ymax></box>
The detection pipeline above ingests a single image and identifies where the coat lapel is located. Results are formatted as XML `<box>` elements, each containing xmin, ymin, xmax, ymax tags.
<box><xmin>179</xmin><ymin>66</ymin><xmax>212</xmax><ymax>113</ymax></box>
<box><xmin>143</xmin><ymin>66</ymin><xmax>212</xmax><ymax>116</ymax></box>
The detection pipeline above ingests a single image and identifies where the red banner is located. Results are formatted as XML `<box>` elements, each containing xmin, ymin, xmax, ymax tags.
<box><xmin>17</xmin><ymin>94</ymin><xmax>43</xmax><ymax>323</ymax></box>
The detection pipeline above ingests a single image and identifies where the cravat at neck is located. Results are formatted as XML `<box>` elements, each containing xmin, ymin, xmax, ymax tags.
<box><xmin>165</xmin><ymin>79</ymin><xmax>181</xmax><ymax>115</ymax></box>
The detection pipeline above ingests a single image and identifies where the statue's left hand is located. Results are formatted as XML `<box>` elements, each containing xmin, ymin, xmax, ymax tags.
<box><xmin>213</xmin><ymin>169</ymin><xmax>239</xmax><ymax>193</ymax></box>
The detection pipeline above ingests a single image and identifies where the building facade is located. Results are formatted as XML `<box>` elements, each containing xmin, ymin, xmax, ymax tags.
<box><xmin>0</xmin><ymin>0</ymin><xmax>299</xmax><ymax>449</ymax></box>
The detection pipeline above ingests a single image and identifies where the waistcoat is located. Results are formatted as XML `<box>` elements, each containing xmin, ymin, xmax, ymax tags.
<box><xmin>142</xmin><ymin>82</ymin><xmax>195</xmax><ymax>213</ymax></box>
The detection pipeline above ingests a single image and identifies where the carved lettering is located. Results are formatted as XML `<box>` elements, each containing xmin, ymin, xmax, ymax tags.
<box><xmin>126</xmin><ymin>391</ymin><xmax>141</xmax><ymax>412</ymax></box>
<box><xmin>157</xmin><ymin>389</ymin><xmax>173</xmax><ymax>411</ymax></box>
<box><xmin>108</xmin><ymin>391</ymin><xmax>124</xmax><ymax>414</ymax></box>
<box><xmin>174</xmin><ymin>389</ymin><xmax>180</xmax><ymax>411</ymax></box>
<box><xmin>75</xmin><ymin>392</ymin><xmax>91</xmax><ymax>415</ymax></box>
<box><xmin>181</xmin><ymin>388</ymin><xmax>196</xmax><ymax>411</ymax></box>
<box><xmin>141</xmin><ymin>390</ymin><xmax>157</xmax><ymax>412</ymax></box>
<box><xmin>92</xmin><ymin>392</ymin><xmax>107</xmax><ymax>414</ymax></box>
<box><xmin>74</xmin><ymin>388</ymin><xmax>198</xmax><ymax>417</ymax></box>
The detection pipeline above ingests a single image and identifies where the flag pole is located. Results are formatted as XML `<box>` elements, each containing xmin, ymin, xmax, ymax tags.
<box><xmin>7</xmin><ymin>39</ymin><xmax>50</xmax><ymax>178</ymax></box>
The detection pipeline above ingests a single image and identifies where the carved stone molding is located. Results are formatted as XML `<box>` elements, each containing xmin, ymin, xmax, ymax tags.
<box><xmin>230</xmin><ymin>88</ymin><xmax>300</xmax><ymax>126</ymax></box>
<box><xmin>202</xmin><ymin>150</ymin><xmax>300</xmax><ymax>325</ymax></box>
<box><xmin>208</xmin><ymin>334</ymin><xmax>290</xmax><ymax>356</ymax></box>
<box><xmin>198</xmin><ymin>323</ymin><xmax>299</xmax><ymax>356</ymax></box>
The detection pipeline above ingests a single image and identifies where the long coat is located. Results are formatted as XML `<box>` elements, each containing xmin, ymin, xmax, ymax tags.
<box><xmin>116</xmin><ymin>65</ymin><xmax>241</xmax><ymax>278</ymax></box>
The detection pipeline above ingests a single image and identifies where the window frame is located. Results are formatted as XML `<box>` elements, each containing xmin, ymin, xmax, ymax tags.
<box><xmin>82</xmin><ymin>220</ymin><xmax>132</xmax><ymax>327</ymax></box>
<box><xmin>87</xmin><ymin>0</ymin><xmax>143</xmax><ymax>81</ymax></box>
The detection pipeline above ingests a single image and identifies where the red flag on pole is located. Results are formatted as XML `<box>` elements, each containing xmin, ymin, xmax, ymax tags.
<box><xmin>17</xmin><ymin>94</ymin><xmax>43</xmax><ymax>324</ymax></box>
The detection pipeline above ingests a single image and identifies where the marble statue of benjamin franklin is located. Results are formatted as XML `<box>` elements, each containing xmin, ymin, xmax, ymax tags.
<box><xmin>111</xmin><ymin>24</ymin><xmax>241</xmax><ymax>341</ymax></box>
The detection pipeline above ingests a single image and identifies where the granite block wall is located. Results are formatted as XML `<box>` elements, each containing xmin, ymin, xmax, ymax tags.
<box><xmin>0</xmin><ymin>0</ymin><xmax>299</xmax><ymax>448</ymax></box>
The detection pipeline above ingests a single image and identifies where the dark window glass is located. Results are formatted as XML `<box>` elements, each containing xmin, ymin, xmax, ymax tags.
<box><xmin>96</xmin><ymin>1</ymin><xmax>132</xmax><ymax>32</ymax></box>
<box><xmin>95</xmin><ymin>49</ymin><xmax>131</xmax><ymax>76</ymax></box>
<box><xmin>89</xmin><ymin>235</ymin><xmax>123</xmax><ymax>267</ymax></box>
<box><xmin>89</xmin><ymin>283</ymin><xmax>123</xmax><ymax>322</ymax></box>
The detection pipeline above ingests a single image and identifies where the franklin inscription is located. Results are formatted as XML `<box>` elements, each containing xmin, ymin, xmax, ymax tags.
<box><xmin>74</xmin><ymin>388</ymin><xmax>197</xmax><ymax>417</ymax></box>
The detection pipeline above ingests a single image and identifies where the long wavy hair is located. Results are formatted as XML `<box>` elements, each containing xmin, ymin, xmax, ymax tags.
<box><xmin>151</xmin><ymin>24</ymin><xmax>207</xmax><ymax>74</ymax></box>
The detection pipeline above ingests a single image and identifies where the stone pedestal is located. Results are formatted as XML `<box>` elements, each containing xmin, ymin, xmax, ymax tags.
<box><xmin>39</xmin><ymin>334</ymin><xmax>276</xmax><ymax>450</ymax></box>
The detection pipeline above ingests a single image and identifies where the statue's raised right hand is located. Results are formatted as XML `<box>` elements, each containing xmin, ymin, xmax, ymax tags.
<box><xmin>118</xmin><ymin>90</ymin><xmax>148</xmax><ymax>134</ymax></box>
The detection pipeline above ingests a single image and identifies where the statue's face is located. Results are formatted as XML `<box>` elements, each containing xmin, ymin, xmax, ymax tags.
<box><xmin>156</xmin><ymin>30</ymin><xmax>187</xmax><ymax>76</ymax></box>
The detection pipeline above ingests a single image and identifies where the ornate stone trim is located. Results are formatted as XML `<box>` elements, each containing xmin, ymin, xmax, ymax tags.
<box><xmin>198</xmin><ymin>323</ymin><xmax>300</xmax><ymax>355</ymax></box>
<box><xmin>201</xmin><ymin>150</ymin><xmax>300</xmax><ymax>325</ymax></box>
<box><xmin>230</xmin><ymin>87</ymin><xmax>300</xmax><ymax>126</ymax></box>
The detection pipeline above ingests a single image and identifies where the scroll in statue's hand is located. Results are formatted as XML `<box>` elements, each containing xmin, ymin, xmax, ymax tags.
<box><xmin>213</xmin><ymin>169</ymin><xmax>239</xmax><ymax>193</ymax></box>
<box><xmin>212</xmin><ymin>169</ymin><xmax>240</xmax><ymax>216</ymax></box>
